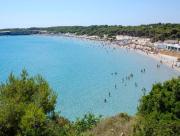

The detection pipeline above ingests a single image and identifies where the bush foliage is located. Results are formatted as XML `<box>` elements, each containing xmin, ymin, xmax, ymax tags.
<box><xmin>0</xmin><ymin>70</ymin><xmax>179</xmax><ymax>136</ymax></box>
<box><xmin>134</xmin><ymin>77</ymin><xmax>180</xmax><ymax>136</ymax></box>
<box><xmin>43</xmin><ymin>23</ymin><xmax>180</xmax><ymax>41</ymax></box>
<box><xmin>1</xmin><ymin>23</ymin><xmax>180</xmax><ymax>41</ymax></box>
<box><xmin>0</xmin><ymin>70</ymin><xmax>100</xmax><ymax>136</ymax></box>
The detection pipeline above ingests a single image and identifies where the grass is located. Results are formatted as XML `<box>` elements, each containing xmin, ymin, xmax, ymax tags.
<box><xmin>83</xmin><ymin>113</ymin><xmax>134</xmax><ymax>136</ymax></box>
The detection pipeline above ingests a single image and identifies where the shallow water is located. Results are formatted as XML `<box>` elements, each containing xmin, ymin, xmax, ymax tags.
<box><xmin>0</xmin><ymin>35</ymin><xmax>179</xmax><ymax>120</ymax></box>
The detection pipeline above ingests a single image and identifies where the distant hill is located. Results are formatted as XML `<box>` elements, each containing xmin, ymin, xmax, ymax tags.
<box><xmin>0</xmin><ymin>23</ymin><xmax>180</xmax><ymax>42</ymax></box>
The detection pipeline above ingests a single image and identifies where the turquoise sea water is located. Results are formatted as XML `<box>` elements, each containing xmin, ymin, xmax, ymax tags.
<box><xmin>0</xmin><ymin>35</ymin><xmax>179</xmax><ymax>120</ymax></box>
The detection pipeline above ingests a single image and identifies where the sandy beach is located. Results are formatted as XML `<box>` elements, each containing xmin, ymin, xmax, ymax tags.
<box><xmin>38</xmin><ymin>33</ymin><xmax>180</xmax><ymax>72</ymax></box>
<box><xmin>126</xmin><ymin>48</ymin><xmax>180</xmax><ymax>72</ymax></box>
<box><xmin>57</xmin><ymin>33</ymin><xmax>180</xmax><ymax>72</ymax></box>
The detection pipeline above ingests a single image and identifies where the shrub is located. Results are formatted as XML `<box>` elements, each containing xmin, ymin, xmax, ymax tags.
<box><xmin>133</xmin><ymin>77</ymin><xmax>180</xmax><ymax>136</ymax></box>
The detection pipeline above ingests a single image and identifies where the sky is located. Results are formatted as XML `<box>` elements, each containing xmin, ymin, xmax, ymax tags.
<box><xmin>0</xmin><ymin>0</ymin><xmax>180</xmax><ymax>28</ymax></box>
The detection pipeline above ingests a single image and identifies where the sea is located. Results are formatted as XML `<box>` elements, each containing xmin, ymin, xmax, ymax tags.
<box><xmin>0</xmin><ymin>35</ymin><xmax>179</xmax><ymax>120</ymax></box>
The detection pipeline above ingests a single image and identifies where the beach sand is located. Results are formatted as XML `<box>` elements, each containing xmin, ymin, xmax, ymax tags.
<box><xmin>42</xmin><ymin>33</ymin><xmax>180</xmax><ymax>72</ymax></box>
<box><xmin>127</xmin><ymin>48</ymin><xmax>180</xmax><ymax>72</ymax></box>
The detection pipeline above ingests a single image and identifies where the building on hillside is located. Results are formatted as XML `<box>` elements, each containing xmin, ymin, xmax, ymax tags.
<box><xmin>154</xmin><ymin>42</ymin><xmax>167</xmax><ymax>49</ymax></box>
<box><xmin>116</xmin><ymin>35</ymin><xmax>132</xmax><ymax>40</ymax></box>
<box><xmin>166</xmin><ymin>44</ymin><xmax>180</xmax><ymax>52</ymax></box>
<box><xmin>154</xmin><ymin>42</ymin><xmax>180</xmax><ymax>52</ymax></box>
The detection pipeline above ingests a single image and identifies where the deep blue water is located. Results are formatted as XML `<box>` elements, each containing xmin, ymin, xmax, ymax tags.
<box><xmin>0</xmin><ymin>35</ymin><xmax>179</xmax><ymax>120</ymax></box>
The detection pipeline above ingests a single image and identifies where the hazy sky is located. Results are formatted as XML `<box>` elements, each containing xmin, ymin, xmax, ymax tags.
<box><xmin>0</xmin><ymin>0</ymin><xmax>180</xmax><ymax>28</ymax></box>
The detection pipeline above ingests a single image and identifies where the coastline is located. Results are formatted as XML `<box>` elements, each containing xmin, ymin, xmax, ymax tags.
<box><xmin>2</xmin><ymin>33</ymin><xmax>180</xmax><ymax>72</ymax></box>
<box><xmin>47</xmin><ymin>33</ymin><xmax>180</xmax><ymax>72</ymax></box>
<box><xmin>127</xmin><ymin>48</ymin><xmax>180</xmax><ymax>72</ymax></box>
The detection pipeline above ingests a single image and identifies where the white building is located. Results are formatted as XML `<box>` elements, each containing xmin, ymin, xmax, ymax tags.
<box><xmin>154</xmin><ymin>42</ymin><xmax>167</xmax><ymax>49</ymax></box>
<box><xmin>154</xmin><ymin>42</ymin><xmax>180</xmax><ymax>52</ymax></box>
<box><xmin>166</xmin><ymin>44</ymin><xmax>180</xmax><ymax>52</ymax></box>
<box><xmin>116</xmin><ymin>35</ymin><xmax>133</xmax><ymax>40</ymax></box>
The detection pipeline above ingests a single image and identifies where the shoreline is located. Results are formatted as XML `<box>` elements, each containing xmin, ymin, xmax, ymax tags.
<box><xmin>49</xmin><ymin>33</ymin><xmax>180</xmax><ymax>72</ymax></box>
<box><xmin>127</xmin><ymin>48</ymin><xmax>180</xmax><ymax>72</ymax></box>
<box><xmin>2</xmin><ymin>33</ymin><xmax>180</xmax><ymax>72</ymax></box>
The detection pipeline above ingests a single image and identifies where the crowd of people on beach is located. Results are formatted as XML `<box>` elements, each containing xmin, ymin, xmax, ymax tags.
<box><xmin>86</xmin><ymin>35</ymin><xmax>179</xmax><ymax>71</ymax></box>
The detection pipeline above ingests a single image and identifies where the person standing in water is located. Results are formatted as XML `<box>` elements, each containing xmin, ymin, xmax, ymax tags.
<box><xmin>109</xmin><ymin>92</ymin><xmax>111</xmax><ymax>97</ymax></box>
<box><xmin>115</xmin><ymin>84</ymin><xmax>117</xmax><ymax>89</ymax></box>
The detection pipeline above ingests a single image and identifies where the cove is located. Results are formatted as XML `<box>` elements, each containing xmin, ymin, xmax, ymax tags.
<box><xmin>0</xmin><ymin>35</ymin><xmax>179</xmax><ymax>120</ymax></box>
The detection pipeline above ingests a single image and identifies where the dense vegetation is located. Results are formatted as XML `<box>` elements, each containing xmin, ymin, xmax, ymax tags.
<box><xmin>0</xmin><ymin>70</ymin><xmax>179</xmax><ymax>136</ymax></box>
<box><xmin>0</xmin><ymin>70</ymin><xmax>100</xmax><ymax>136</ymax></box>
<box><xmin>0</xmin><ymin>28</ymin><xmax>39</xmax><ymax>35</ymax></box>
<box><xmin>84</xmin><ymin>77</ymin><xmax>180</xmax><ymax>136</ymax></box>
<box><xmin>43</xmin><ymin>23</ymin><xmax>180</xmax><ymax>41</ymax></box>
<box><xmin>1</xmin><ymin>23</ymin><xmax>180</xmax><ymax>42</ymax></box>
<box><xmin>134</xmin><ymin>77</ymin><xmax>180</xmax><ymax>136</ymax></box>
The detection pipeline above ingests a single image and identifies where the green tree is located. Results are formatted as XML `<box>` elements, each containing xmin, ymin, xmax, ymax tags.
<box><xmin>134</xmin><ymin>77</ymin><xmax>180</xmax><ymax>136</ymax></box>
<box><xmin>0</xmin><ymin>70</ymin><xmax>57</xmax><ymax>136</ymax></box>
<box><xmin>0</xmin><ymin>70</ymin><xmax>100</xmax><ymax>136</ymax></box>
<box><xmin>74</xmin><ymin>113</ymin><xmax>101</xmax><ymax>135</ymax></box>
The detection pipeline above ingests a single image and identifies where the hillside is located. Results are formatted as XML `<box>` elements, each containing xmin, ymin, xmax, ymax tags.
<box><xmin>1</xmin><ymin>23</ymin><xmax>180</xmax><ymax>42</ymax></box>
<box><xmin>84</xmin><ymin>113</ymin><xmax>134</xmax><ymax>136</ymax></box>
